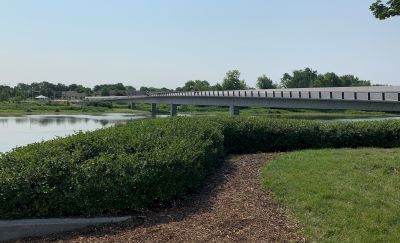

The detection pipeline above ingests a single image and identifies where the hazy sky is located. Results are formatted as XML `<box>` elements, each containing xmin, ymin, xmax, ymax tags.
<box><xmin>0</xmin><ymin>0</ymin><xmax>399</xmax><ymax>88</ymax></box>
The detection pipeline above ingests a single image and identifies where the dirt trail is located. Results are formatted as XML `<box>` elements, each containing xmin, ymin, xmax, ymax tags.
<box><xmin>23</xmin><ymin>153</ymin><xmax>303</xmax><ymax>242</ymax></box>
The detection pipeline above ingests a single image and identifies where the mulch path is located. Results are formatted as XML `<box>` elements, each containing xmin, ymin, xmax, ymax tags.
<box><xmin>20</xmin><ymin>153</ymin><xmax>304</xmax><ymax>242</ymax></box>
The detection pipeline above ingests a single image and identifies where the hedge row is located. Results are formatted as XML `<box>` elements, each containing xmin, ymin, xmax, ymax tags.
<box><xmin>0</xmin><ymin>118</ymin><xmax>224</xmax><ymax>219</ymax></box>
<box><xmin>210</xmin><ymin>117</ymin><xmax>400</xmax><ymax>153</ymax></box>
<box><xmin>2</xmin><ymin>116</ymin><xmax>400</xmax><ymax>219</ymax></box>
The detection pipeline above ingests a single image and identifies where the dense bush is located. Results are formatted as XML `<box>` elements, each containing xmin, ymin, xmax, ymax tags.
<box><xmin>210</xmin><ymin>117</ymin><xmax>400</xmax><ymax>153</ymax></box>
<box><xmin>0</xmin><ymin>118</ymin><xmax>224</xmax><ymax>219</ymax></box>
<box><xmin>85</xmin><ymin>101</ymin><xmax>113</xmax><ymax>109</ymax></box>
<box><xmin>2</xmin><ymin>116</ymin><xmax>400</xmax><ymax>219</ymax></box>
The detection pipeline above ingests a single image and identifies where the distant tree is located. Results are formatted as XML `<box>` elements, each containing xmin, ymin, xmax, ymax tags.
<box><xmin>140</xmin><ymin>86</ymin><xmax>172</xmax><ymax>93</ymax></box>
<box><xmin>221</xmin><ymin>70</ymin><xmax>247</xmax><ymax>90</ymax></box>
<box><xmin>101</xmin><ymin>87</ymin><xmax>110</xmax><ymax>96</ymax></box>
<box><xmin>69</xmin><ymin>84</ymin><xmax>79</xmax><ymax>91</ymax></box>
<box><xmin>370</xmin><ymin>0</ymin><xmax>400</xmax><ymax>20</ymax></box>
<box><xmin>340</xmin><ymin>75</ymin><xmax>371</xmax><ymax>87</ymax></box>
<box><xmin>281</xmin><ymin>68</ymin><xmax>318</xmax><ymax>88</ymax></box>
<box><xmin>14</xmin><ymin>94</ymin><xmax>23</xmax><ymax>102</ymax></box>
<box><xmin>125</xmin><ymin>85</ymin><xmax>136</xmax><ymax>95</ymax></box>
<box><xmin>256</xmin><ymin>75</ymin><xmax>277</xmax><ymax>89</ymax></box>
<box><xmin>140</xmin><ymin>86</ymin><xmax>158</xmax><ymax>92</ymax></box>
<box><xmin>139</xmin><ymin>86</ymin><xmax>150</xmax><ymax>92</ymax></box>
<box><xmin>312</xmin><ymin>72</ymin><xmax>342</xmax><ymax>87</ymax></box>
<box><xmin>125</xmin><ymin>85</ymin><xmax>136</xmax><ymax>92</ymax></box>
<box><xmin>182</xmin><ymin>80</ymin><xmax>210</xmax><ymax>91</ymax></box>
<box><xmin>210</xmin><ymin>83</ymin><xmax>223</xmax><ymax>91</ymax></box>
<box><xmin>0</xmin><ymin>90</ymin><xmax>10</xmax><ymax>101</ymax></box>
<box><xmin>0</xmin><ymin>85</ymin><xmax>12</xmax><ymax>101</ymax></box>
<box><xmin>160</xmin><ymin>87</ymin><xmax>172</xmax><ymax>92</ymax></box>
<box><xmin>114</xmin><ymin>83</ymin><xmax>126</xmax><ymax>91</ymax></box>
<box><xmin>352</xmin><ymin>80</ymin><xmax>371</xmax><ymax>86</ymax></box>
<box><xmin>14</xmin><ymin>83</ymin><xmax>30</xmax><ymax>99</ymax></box>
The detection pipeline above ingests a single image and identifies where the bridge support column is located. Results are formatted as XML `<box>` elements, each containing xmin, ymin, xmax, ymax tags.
<box><xmin>170</xmin><ymin>104</ymin><xmax>178</xmax><ymax>116</ymax></box>
<box><xmin>151</xmin><ymin>103</ymin><xmax>157</xmax><ymax>116</ymax></box>
<box><xmin>229</xmin><ymin>105</ymin><xmax>240</xmax><ymax>116</ymax></box>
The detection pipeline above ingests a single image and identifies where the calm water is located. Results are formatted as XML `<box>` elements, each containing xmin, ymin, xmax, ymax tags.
<box><xmin>0</xmin><ymin>113</ymin><xmax>147</xmax><ymax>153</ymax></box>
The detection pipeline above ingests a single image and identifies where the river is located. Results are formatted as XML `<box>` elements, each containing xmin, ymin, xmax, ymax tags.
<box><xmin>0</xmin><ymin>113</ymin><xmax>148</xmax><ymax>153</ymax></box>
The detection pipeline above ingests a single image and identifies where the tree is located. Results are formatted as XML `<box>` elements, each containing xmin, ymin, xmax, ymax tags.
<box><xmin>312</xmin><ymin>72</ymin><xmax>342</xmax><ymax>87</ymax></box>
<box><xmin>221</xmin><ymin>70</ymin><xmax>247</xmax><ymax>90</ymax></box>
<box><xmin>256</xmin><ymin>75</ymin><xmax>277</xmax><ymax>89</ymax></box>
<box><xmin>210</xmin><ymin>83</ymin><xmax>223</xmax><ymax>91</ymax></box>
<box><xmin>0</xmin><ymin>85</ymin><xmax>12</xmax><ymax>101</ymax></box>
<box><xmin>280</xmin><ymin>68</ymin><xmax>318</xmax><ymax>88</ymax></box>
<box><xmin>340</xmin><ymin>75</ymin><xmax>371</xmax><ymax>87</ymax></box>
<box><xmin>181</xmin><ymin>80</ymin><xmax>210</xmax><ymax>91</ymax></box>
<box><xmin>371</xmin><ymin>0</ymin><xmax>400</xmax><ymax>20</ymax></box>
<box><xmin>101</xmin><ymin>87</ymin><xmax>110</xmax><ymax>96</ymax></box>
<box><xmin>0</xmin><ymin>90</ymin><xmax>10</xmax><ymax>101</ymax></box>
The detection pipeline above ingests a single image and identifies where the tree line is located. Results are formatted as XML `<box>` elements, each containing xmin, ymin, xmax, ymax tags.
<box><xmin>0</xmin><ymin>82</ymin><xmax>171</xmax><ymax>101</ymax></box>
<box><xmin>0</xmin><ymin>68</ymin><xmax>379</xmax><ymax>101</ymax></box>
<box><xmin>178</xmin><ymin>68</ymin><xmax>374</xmax><ymax>92</ymax></box>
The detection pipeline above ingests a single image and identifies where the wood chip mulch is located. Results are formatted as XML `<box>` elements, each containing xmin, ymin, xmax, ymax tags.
<box><xmin>21</xmin><ymin>153</ymin><xmax>304</xmax><ymax>243</ymax></box>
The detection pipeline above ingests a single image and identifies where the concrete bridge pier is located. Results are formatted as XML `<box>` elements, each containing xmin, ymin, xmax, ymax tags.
<box><xmin>229</xmin><ymin>105</ymin><xmax>240</xmax><ymax>116</ymax></box>
<box><xmin>170</xmin><ymin>104</ymin><xmax>177</xmax><ymax>116</ymax></box>
<box><xmin>151</xmin><ymin>103</ymin><xmax>157</xmax><ymax>116</ymax></box>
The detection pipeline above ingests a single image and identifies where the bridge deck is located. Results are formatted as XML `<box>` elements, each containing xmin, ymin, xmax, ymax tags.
<box><xmin>85</xmin><ymin>87</ymin><xmax>400</xmax><ymax>114</ymax></box>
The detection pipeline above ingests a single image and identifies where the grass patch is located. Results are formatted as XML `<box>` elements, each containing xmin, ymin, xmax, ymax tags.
<box><xmin>262</xmin><ymin>148</ymin><xmax>400</xmax><ymax>242</ymax></box>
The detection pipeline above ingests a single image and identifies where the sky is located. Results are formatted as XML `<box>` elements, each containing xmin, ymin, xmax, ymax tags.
<box><xmin>0</xmin><ymin>0</ymin><xmax>399</xmax><ymax>88</ymax></box>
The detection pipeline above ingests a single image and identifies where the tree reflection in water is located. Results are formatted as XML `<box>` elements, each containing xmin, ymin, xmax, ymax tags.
<box><xmin>0</xmin><ymin>113</ymin><xmax>147</xmax><ymax>153</ymax></box>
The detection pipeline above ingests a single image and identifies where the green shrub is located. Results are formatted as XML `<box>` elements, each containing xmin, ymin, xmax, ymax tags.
<box><xmin>85</xmin><ymin>101</ymin><xmax>113</xmax><ymax>108</ymax></box>
<box><xmin>0</xmin><ymin>118</ymin><xmax>224</xmax><ymax>219</ymax></box>
<box><xmin>210</xmin><ymin>117</ymin><xmax>400</xmax><ymax>153</ymax></box>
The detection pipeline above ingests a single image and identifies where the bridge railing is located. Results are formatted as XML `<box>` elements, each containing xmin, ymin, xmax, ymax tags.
<box><xmin>149</xmin><ymin>90</ymin><xmax>400</xmax><ymax>102</ymax></box>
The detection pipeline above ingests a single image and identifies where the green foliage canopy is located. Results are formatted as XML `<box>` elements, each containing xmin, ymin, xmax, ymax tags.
<box><xmin>256</xmin><ymin>75</ymin><xmax>277</xmax><ymax>89</ymax></box>
<box><xmin>280</xmin><ymin>68</ymin><xmax>372</xmax><ymax>88</ymax></box>
<box><xmin>181</xmin><ymin>80</ymin><xmax>211</xmax><ymax>91</ymax></box>
<box><xmin>221</xmin><ymin>70</ymin><xmax>247</xmax><ymax>90</ymax></box>
<box><xmin>371</xmin><ymin>0</ymin><xmax>400</xmax><ymax>19</ymax></box>
<box><xmin>281</xmin><ymin>68</ymin><xmax>318</xmax><ymax>88</ymax></box>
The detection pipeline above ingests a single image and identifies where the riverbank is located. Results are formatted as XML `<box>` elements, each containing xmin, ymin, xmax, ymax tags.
<box><xmin>0</xmin><ymin>101</ymin><xmax>143</xmax><ymax>114</ymax></box>
<box><xmin>1</xmin><ymin>101</ymin><xmax>398</xmax><ymax>120</ymax></box>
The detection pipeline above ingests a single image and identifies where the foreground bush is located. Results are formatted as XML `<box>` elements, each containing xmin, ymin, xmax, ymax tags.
<box><xmin>0</xmin><ymin>118</ymin><xmax>224</xmax><ymax>219</ymax></box>
<box><xmin>1</xmin><ymin>116</ymin><xmax>400</xmax><ymax>219</ymax></box>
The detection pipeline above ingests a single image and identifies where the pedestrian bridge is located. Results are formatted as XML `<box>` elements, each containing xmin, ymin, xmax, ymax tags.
<box><xmin>86</xmin><ymin>86</ymin><xmax>400</xmax><ymax>116</ymax></box>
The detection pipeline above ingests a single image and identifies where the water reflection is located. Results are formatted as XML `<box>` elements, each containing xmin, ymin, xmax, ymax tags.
<box><xmin>0</xmin><ymin>113</ymin><xmax>147</xmax><ymax>153</ymax></box>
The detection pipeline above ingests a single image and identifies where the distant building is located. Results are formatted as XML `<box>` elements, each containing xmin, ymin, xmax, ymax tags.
<box><xmin>61</xmin><ymin>91</ymin><xmax>86</xmax><ymax>100</ymax></box>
